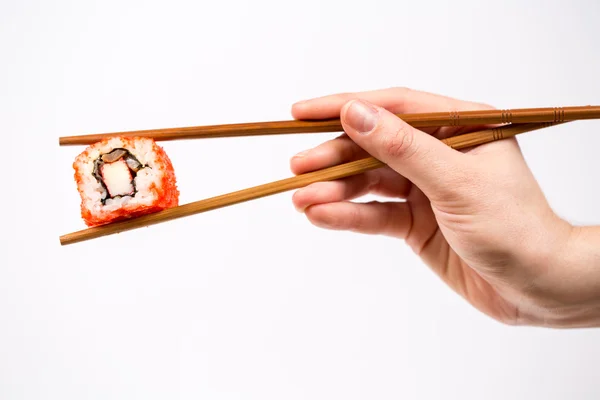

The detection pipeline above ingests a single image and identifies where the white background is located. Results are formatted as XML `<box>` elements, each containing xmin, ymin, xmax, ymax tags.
<box><xmin>2</xmin><ymin>0</ymin><xmax>600</xmax><ymax>399</ymax></box>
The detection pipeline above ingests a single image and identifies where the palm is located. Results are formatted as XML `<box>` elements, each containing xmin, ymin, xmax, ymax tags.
<box><xmin>404</xmin><ymin>178</ymin><xmax>519</xmax><ymax>324</ymax></box>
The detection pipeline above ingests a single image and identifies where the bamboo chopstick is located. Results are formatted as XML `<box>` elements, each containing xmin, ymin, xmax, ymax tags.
<box><xmin>59</xmin><ymin>121</ymin><xmax>564</xmax><ymax>246</ymax></box>
<box><xmin>58</xmin><ymin>105</ymin><xmax>597</xmax><ymax>146</ymax></box>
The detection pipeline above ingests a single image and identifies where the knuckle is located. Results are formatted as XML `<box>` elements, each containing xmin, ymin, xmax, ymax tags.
<box><xmin>337</xmin><ymin>92</ymin><xmax>357</xmax><ymax>103</ymax></box>
<box><xmin>463</xmin><ymin>100</ymin><xmax>497</xmax><ymax>111</ymax></box>
<box><xmin>348</xmin><ymin>206</ymin><xmax>365</xmax><ymax>231</ymax></box>
<box><xmin>337</xmin><ymin>138</ymin><xmax>360</xmax><ymax>162</ymax></box>
<box><xmin>377</xmin><ymin>201</ymin><xmax>395</xmax><ymax>232</ymax></box>
<box><xmin>391</xmin><ymin>86</ymin><xmax>411</xmax><ymax>96</ymax></box>
<box><xmin>389</xmin><ymin>87</ymin><xmax>411</xmax><ymax>111</ymax></box>
<box><xmin>380</xmin><ymin>124</ymin><xmax>418</xmax><ymax>160</ymax></box>
<box><xmin>315</xmin><ymin>209</ymin><xmax>345</xmax><ymax>231</ymax></box>
<box><xmin>479</xmin><ymin>102</ymin><xmax>497</xmax><ymax>110</ymax></box>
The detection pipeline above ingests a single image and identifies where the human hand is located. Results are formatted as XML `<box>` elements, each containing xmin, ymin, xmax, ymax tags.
<box><xmin>290</xmin><ymin>87</ymin><xmax>600</xmax><ymax>328</ymax></box>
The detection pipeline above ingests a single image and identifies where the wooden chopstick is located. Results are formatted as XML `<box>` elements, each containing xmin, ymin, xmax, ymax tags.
<box><xmin>58</xmin><ymin>105</ymin><xmax>598</xmax><ymax>146</ymax></box>
<box><xmin>59</xmin><ymin>121</ymin><xmax>565</xmax><ymax>246</ymax></box>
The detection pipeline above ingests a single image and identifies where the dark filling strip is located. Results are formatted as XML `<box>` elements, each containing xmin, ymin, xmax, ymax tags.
<box><xmin>92</xmin><ymin>148</ymin><xmax>146</xmax><ymax>204</ymax></box>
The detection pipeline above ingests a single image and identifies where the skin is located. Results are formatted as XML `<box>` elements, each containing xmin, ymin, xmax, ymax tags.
<box><xmin>289</xmin><ymin>87</ymin><xmax>600</xmax><ymax>328</ymax></box>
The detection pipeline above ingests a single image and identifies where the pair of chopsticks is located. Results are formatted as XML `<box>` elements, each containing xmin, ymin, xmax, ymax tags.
<box><xmin>58</xmin><ymin>105</ymin><xmax>600</xmax><ymax>245</ymax></box>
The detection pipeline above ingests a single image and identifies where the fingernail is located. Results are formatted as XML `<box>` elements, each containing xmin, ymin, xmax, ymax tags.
<box><xmin>295</xmin><ymin>204</ymin><xmax>307</xmax><ymax>213</ymax></box>
<box><xmin>345</xmin><ymin>100</ymin><xmax>379</xmax><ymax>135</ymax></box>
<box><xmin>293</xmin><ymin>149</ymin><xmax>310</xmax><ymax>158</ymax></box>
<box><xmin>293</xmin><ymin>189</ymin><xmax>307</xmax><ymax>212</ymax></box>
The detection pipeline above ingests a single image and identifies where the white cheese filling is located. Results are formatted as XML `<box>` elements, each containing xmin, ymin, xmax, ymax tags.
<box><xmin>101</xmin><ymin>159</ymin><xmax>134</xmax><ymax>197</ymax></box>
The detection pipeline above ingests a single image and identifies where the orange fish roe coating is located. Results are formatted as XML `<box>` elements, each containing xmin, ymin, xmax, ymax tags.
<box><xmin>73</xmin><ymin>136</ymin><xmax>179</xmax><ymax>227</ymax></box>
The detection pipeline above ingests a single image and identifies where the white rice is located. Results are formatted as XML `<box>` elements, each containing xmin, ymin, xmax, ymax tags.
<box><xmin>75</xmin><ymin>137</ymin><xmax>166</xmax><ymax>213</ymax></box>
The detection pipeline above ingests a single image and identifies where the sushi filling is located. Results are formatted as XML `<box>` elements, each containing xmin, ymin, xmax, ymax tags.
<box><xmin>92</xmin><ymin>148</ymin><xmax>146</xmax><ymax>204</ymax></box>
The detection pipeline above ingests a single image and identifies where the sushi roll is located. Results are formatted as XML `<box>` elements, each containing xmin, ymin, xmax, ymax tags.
<box><xmin>73</xmin><ymin>136</ymin><xmax>179</xmax><ymax>227</ymax></box>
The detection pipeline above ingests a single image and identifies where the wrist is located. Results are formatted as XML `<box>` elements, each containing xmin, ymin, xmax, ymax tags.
<box><xmin>563</xmin><ymin>226</ymin><xmax>600</xmax><ymax>303</ymax></box>
<box><xmin>525</xmin><ymin>222</ymin><xmax>600</xmax><ymax>328</ymax></box>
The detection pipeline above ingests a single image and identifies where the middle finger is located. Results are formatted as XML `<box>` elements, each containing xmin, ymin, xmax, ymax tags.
<box><xmin>290</xmin><ymin>134</ymin><xmax>367</xmax><ymax>175</ymax></box>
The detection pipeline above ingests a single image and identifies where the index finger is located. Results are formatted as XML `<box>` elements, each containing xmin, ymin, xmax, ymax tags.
<box><xmin>291</xmin><ymin>87</ymin><xmax>495</xmax><ymax>139</ymax></box>
<box><xmin>292</xmin><ymin>87</ymin><xmax>493</xmax><ymax>119</ymax></box>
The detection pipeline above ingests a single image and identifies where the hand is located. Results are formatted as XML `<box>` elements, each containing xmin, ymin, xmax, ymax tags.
<box><xmin>289</xmin><ymin>87</ymin><xmax>600</xmax><ymax>328</ymax></box>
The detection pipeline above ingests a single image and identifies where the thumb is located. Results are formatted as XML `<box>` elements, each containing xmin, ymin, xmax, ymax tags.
<box><xmin>340</xmin><ymin>99</ymin><xmax>469</xmax><ymax>201</ymax></box>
